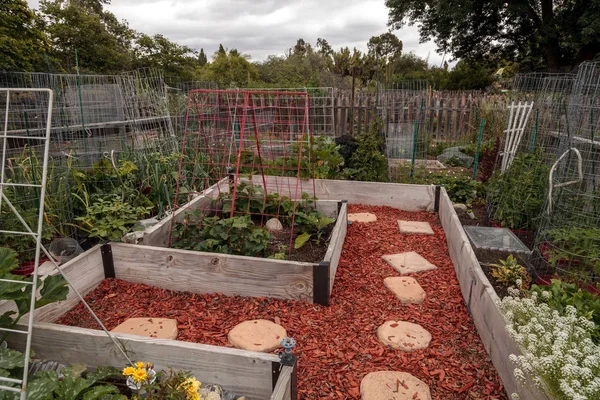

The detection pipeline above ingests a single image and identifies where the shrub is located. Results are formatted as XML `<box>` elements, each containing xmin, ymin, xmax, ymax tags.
<box><xmin>343</xmin><ymin>120</ymin><xmax>389</xmax><ymax>182</ymax></box>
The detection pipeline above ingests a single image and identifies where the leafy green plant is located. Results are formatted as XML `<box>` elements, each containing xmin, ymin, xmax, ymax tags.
<box><xmin>24</xmin><ymin>365</ymin><xmax>126</xmax><ymax>400</ymax></box>
<box><xmin>294</xmin><ymin>213</ymin><xmax>336</xmax><ymax>249</ymax></box>
<box><xmin>0</xmin><ymin>207</ymin><xmax>54</xmax><ymax>260</ymax></box>
<box><xmin>542</xmin><ymin>227</ymin><xmax>600</xmax><ymax>274</ymax></box>
<box><xmin>529</xmin><ymin>279</ymin><xmax>600</xmax><ymax>343</ymax></box>
<box><xmin>142</xmin><ymin>368</ymin><xmax>199</xmax><ymax>400</ymax></box>
<box><xmin>490</xmin><ymin>255</ymin><xmax>531</xmax><ymax>291</ymax></box>
<box><xmin>0</xmin><ymin>247</ymin><xmax>69</xmax><ymax>343</ymax></box>
<box><xmin>73</xmin><ymin>193</ymin><xmax>153</xmax><ymax>241</ymax></box>
<box><xmin>487</xmin><ymin>152</ymin><xmax>550</xmax><ymax>231</ymax></box>
<box><xmin>343</xmin><ymin>120</ymin><xmax>389</xmax><ymax>182</ymax></box>
<box><xmin>172</xmin><ymin>215</ymin><xmax>272</xmax><ymax>257</ymax></box>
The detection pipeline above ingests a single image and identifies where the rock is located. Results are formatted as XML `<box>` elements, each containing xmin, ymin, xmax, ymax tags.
<box><xmin>453</xmin><ymin>203</ymin><xmax>468</xmax><ymax>211</ymax></box>
<box><xmin>132</xmin><ymin>217</ymin><xmax>159</xmax><ymax>231</ymax></box>
<box><xmin>381</xmin><ymin>252</ymin><xmax>437</xmax><ymax>274</ymax></box>
<box><xmin>228</xmin><ymin>319</ymin><xmax>287</xmax><ymax>352</ymax></box>
<box><xmin>201</xmin><ymin>384</ymin><xmax>224</xmax><ymax>400</ymax></box>
<box><xmin>122</xmin><ymin>231</ymin><xmax>145</xmax><ymax>244</ymax></box>
<box><xmin>383</xmin><ymin>277</ymin><xmax>426</xmax><ymax>304</ymax></box>
<box><xmin>360</xmin><ymin>371</ymin><xmax>431</xmax><ymax>400</ymax></box>
<box><xmin>377</xmin><ymin>321</ymin><xmax>432</xmax><ymax>351</ymax></box>
<box><xmin>111</xmin><ymin>318</ymin><xmax>178</xmax><ymax>340</ymax></box>
<box><xmin>397</xmin><ymin>220</ymin><xmax>434</xmax><ymax>235</ymax></box>
<box><xmin>348</xmin><ymin>213</ymin><xmax>377</xmax><ymax>223</ymax></box>
<box><xmin>265</xmin><ymin>218</ymin><xmax>283</xmax><ymax>231</ymax></box>
<box><xmin>205</xmin><ymin>393</ymin><xmax>221</xmax><ymax>400</ymax></box>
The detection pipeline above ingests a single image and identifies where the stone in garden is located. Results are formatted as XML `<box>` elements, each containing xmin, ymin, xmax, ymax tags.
<box><xmin>265</xmin><ymin>218</ymin><xmax>283</xmax><ymax>231</ymax></box>
<box><xmin>111</xmin><ymin>318</ymin><xmax>178</xmax><ymax>340</ymax></box>
<box><xmin>383</xmin><ymin>277</ymin><xmax>426</xmax><ymax>304</ymax></box>
<box><xmin>381</xmin><ymin>252</ymin><xmax>437</xmax><ymax>274</ymax></box>
<box><xmin>377</xmin><ymin>321</ymin><xmax>432</xmax><ymax>352</ymax></box>
<box><xmin>360</xmin><ymin>371</ymin><xmax>431</xmax><ymax>400</ymax></box>
<box><xmin>228</xmin><ymin>319</ymin><xmax>286</xmax><ymax>352</ymax></box>
<box><xmin>398</xmin><ymin>220</ymin><xmax>434</xmax><ymax>235</ymax></box>
<box><xmin>453</xmin><ymin>203</ymin><xmax>468</xmax><ymax>211</ymax></box>
<box><xmin>133</xmin><ymin>217</ymin><xmax>159</xmax><ymax>231</ymax></box>
<box><xmin>348</xmin><ymin>213</ymin><xmax>377</xmax><ymax>223</ymax></box>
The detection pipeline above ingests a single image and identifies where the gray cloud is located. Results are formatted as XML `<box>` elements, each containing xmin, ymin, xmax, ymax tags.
<box><xmin>27</xmin><ymin>0</ymin><xmax>451</xmax><ymax>66</ymax></box>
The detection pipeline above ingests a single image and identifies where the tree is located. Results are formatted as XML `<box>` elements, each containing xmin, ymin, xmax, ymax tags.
<box><xmin>198</xmin><ymin>48</ymin><xmax>207</xmax><ymax>66</ymax></box>
<box><xmin>385</xmin><ymin>0</ymin><xmax>600</xmax><ymax>71</ymax></box>
<box><xmin>218</xmin><ymin>43</ymin><xmax>226</xmax><ymax>55</ymax></box>
<box><xmin>0</xmin><ymin>0</ymin><xmax>49</xmax><ymax>71</ymax></box>
<box><xmin>367</xmin><ymin>32</ymin><xmax>403</xmax><ymax>63</ymax></box>
<box><xmin>132</xmin><ymin>33</ymin><xmax>198</xmax><ymax>81</ymax></box>
<box><xmin>293</xmin><ymin>38</ymin><xmax>307</xmax><ymax>56</ymax></box>
<box><xmin>40</xmin><ymin>0</ymin><xmax>134</xmax><ymax>73</ymax></box>
<box><xmin>208</xmin><ymin>50</ymin><xmax>258</xmax><ymax>87</ymax></box>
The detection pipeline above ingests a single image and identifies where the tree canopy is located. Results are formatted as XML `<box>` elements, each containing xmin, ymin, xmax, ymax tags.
<box><xmin>385</xmin><ymin>0</ymin><xmax>600</xmax><ymax>71</ymax></box>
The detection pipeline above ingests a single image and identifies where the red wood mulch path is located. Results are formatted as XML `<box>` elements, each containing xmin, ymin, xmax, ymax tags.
<box><xmin>57</xmin><ymin>204</ymin><xmax>507</xmax><ymax>399</ymax></box>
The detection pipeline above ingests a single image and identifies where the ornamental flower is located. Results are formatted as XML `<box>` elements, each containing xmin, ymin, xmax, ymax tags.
<box><xmin>132</xmin><ymin>368</ymin><xmax>148</xmax><ymax>383</ymax></box>
<box><xmin>122</xmin><ymin>367</ymin><xmax>135</xmax><ymax>376</ymax></box>
<box><xmin>135</xmin><ymin>362</ymin><xmax>145</xmax><ymax>369</ymax></box>
<box><xmin>178</xmin><ymin>377</ymin><xmax>202</xmax><ymax>400</ymax></box>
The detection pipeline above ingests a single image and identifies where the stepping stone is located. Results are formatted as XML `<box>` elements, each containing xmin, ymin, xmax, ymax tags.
<box><xmin>377</xmin><ymin>320</ymin><xmax>432</xmax><ymax>352</ymax></box>
<box><xmin>398</xmin><ymin>220</ymin><xmax>434</xmax><ymax>235</ymax></box>
<box><xmin>348</xmin><ymin>213</ymin><xmax>377</xmax><ymax>223</ymax></box>
<box><xmin>361</xmin><ymin>371</ymin><xmax>431</xmax><ymax>400</ymax></box>
<box><xmin>112</xmin><ymin>318</ymin><xmax>178</xmax><ymax>340</ymax></box>
<box><xmin>228</xmin><ymin>319</ymin><xmax>286</xmax><ymax>352</ymax></box>
<box><xmin>382</xmin><ymin>252</ymin><xmax>437</xmax><ymax>274</ymax></box>
<box><xmin>384</xmin><ymin>277</ymin><xmax>426</xmax><ymax>304</ymax></box>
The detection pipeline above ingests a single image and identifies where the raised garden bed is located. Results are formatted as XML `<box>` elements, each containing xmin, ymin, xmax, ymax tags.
<box><xmin>1</xmin><ymin>246</ymin><xmax>296</xmax><ymax>400</ymax></box>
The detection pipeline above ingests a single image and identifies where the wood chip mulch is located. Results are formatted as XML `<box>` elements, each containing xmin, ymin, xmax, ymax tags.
<box><xmin>57</xmin><ymin>204</ymin><xmax>507</xmax><ymax>399</ymax></box>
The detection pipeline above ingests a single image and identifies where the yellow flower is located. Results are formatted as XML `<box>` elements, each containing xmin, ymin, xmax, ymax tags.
<box><xmin>135</xmin><ymin>362</ymin><xmax>146</xmax><ymax>369</ymax></box>
<box><xmin>122</xmin><ymin>367</ymin><xmax>135</xmax><ymax>376</ymax></box>
<box><xmin>132</xmin><ymin>368</ymin><xmax>147</xmax><ymax>383</ymax></box>
<box><xmin>178</xmin><ymin>377</ymin><xmax>202</xmax><ymax>400</ymax></box>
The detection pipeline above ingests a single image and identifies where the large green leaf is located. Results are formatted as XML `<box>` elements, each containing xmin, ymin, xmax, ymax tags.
<box><xmin>0</xmin><ymin>273</ymin><xmax>30</xmax><ymax>301</ymax></box>
<box><xmin>84</xmin><ymin>366</ymin><xmax>121</xmax><ymax>383</ymax></box>
<box><xmin>35</xmin><ymin>275</ymin><xmax>69</xmax><ymax>309</ymax></box>
<box><xmin>27</xmin><ymin>370</ymin><xmax>59</xmax><ymax>400</ymax></box>
<box><xmin>0</xmin><ymin>249</ymin><xmax>19</xmax><ymax>274</ymax></box>
<box><xmin>81</xmin><ymin>385</ymin><xmax>120</xmax><ymax>400</ymax></box>
<box><xmin>0</xmin><ymin>348</ymin><xmax>25</xmax><ymax>369</ymax></box>
<box><xmin>0</xmin><ymin>311</ymin><xmax>16</xmax><ymax>328</ymax></box>
<box><xmin>294</xmin><ymin>232</ymin><xmax>312</xmax><ymax>249</ymax></box>
<box><xmin>53</xmin><ymin>377</ymin><xmax>93</xmax><ymax>400</ymax></box>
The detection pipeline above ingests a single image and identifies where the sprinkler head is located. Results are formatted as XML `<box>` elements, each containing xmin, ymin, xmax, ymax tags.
<box><xmin>280</xmin><ymin>337</ymin><xmax>296</xmax><ymax>350</ymax></box>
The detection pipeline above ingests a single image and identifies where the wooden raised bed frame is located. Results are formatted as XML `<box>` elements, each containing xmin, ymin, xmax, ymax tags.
<box><xmin>5</xmin><ymin>180</ymin><xmax>537</xmax><ymax>399</ymax></box>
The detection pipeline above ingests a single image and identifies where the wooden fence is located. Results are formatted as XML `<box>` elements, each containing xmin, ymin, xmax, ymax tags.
<box><xmin>329</xmin><ymin>91</ymin><xmax>507</xmax><ymax>140</ymax></box>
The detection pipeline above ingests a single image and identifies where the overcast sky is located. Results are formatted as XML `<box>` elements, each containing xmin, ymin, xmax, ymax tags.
<box><xmin>27</xmin><ymin>0</ymin><xmax>451</xmax><ymax>67</ymax></box>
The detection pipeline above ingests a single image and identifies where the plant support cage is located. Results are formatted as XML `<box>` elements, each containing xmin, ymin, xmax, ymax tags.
<box><xmin>169</xmin><ymin>89</ymin><xmax>317</xmax><ymax>259</ymax></box>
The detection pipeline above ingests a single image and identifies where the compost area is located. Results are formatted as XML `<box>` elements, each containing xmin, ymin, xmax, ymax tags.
<box><xmin>58</xmin><ymin>204</ymin><xmax>506</xmax><ymax>399</ymax></box>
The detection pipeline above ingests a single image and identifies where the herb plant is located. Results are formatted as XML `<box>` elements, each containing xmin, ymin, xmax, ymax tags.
<box><xmin>490</xmin><ymin>255</ymin><xmax>531</xmax><ymax>291</ymax></box>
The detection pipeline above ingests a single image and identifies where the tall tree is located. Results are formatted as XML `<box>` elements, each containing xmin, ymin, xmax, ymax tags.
<box><xmin>209</xmin><ymin>49</ymin><xmax>258</xmax><ymax>87</ymax></box>
<box><xmin>198</xmin><ymin>48</ymin><xmax>207</xmax><ymax>66</ymax></box>
<box><xmin>367</xmin><ymin>32</ymin><xmax>403</xmax><ymax>63</ymax></box>
<box><xmin>218</xmin><ymin>43</ymin><xmax>226</xmax><ymax>55</ymax></box>
<box><xmin>132</xmin><ymin>33</ymin><xmax>198</xmax><ymax>81</ymax></box>
<box><xmin>385</xmin><ymin>0</ymin><xmax>600</xmax><ymax>71</ymax></box>
<box><xmin>40</xmin><ymin>0</ymin><xmax>134</xmax><ymax>73</ymax></box>
<box><xmin>0</xmin><ymin>0</ymin><xmax>49</xmax><ymax>71</ymax></box>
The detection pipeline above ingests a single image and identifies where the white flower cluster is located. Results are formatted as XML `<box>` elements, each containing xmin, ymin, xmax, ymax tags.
<box><xmin>499</xmin><ymin>288</ymin><xmax>600</xmax><ymax>400</ymax></box>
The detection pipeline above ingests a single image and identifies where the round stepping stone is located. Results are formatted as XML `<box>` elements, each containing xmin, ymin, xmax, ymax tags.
<box><xmin>228</xmin><ymin>319</ymin><xmax>286</xmax><ymax>352</ymax></box>
<box><xmin>111</xmin><ymin>318</ymin><xmax>178</xmax><ymax>340</ymax></box>
<box><xmin>384</xmin><ymin>277</ymin><xmax>426</xmax><ymax>304</ymax></box>
<box><xmin>382</xmin><ymin>252</ymin><xmax>437</xmax><ymax>274</ymax></box>
<box><xmin>398</xmin><ymin>220</ymin><xmax>434</xmax><ymax>235</ymax></box>
<box><xmin>377</xmin><ymin>321</ymin><xmax>432</xmax><ymax>352</ymax></box>
<box><xmin>348</xmin><ymin>213</ymin><xmax>377</xmax><ymax>223</ymax></box>
<box><xmin>361</xmin><ymin>371</ymin><xmax>431</xmax><ymax>400</ymax></box>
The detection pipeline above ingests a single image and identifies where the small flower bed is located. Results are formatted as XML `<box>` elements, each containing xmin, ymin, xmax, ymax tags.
<box><xmin>499</xmin><ymin>288</ymin><xmax>600</xmax><ymax>399</ymax></box>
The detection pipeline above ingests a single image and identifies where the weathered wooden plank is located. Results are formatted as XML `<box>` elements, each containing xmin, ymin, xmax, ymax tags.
<box><xmin>324</xmin><ymin>202</ymin><xmax>347</xmax><ymax>294</ymax></box>
<box><xmin>111</xmin><ymin>243</ymin><xmax>315</xmax><ymax>302</ymax></box>
<box><xmin>8</xmin><ymin>323</ymin><xmax>279</xmax><ymax>399</ymax></box>
<box><xmin>271</xmin><ymin>366</ymin><xmax>293</xmax><ymax>400</ymax></box>
<box><xmin>251</xmin><ymin>177</ymin><xmax>435</xmax><ymax>211</ymax></box>
<box><xmin>436</xmin><ymin>99</ymin><xmax>443</xmax><ymax>139</ymax></box>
